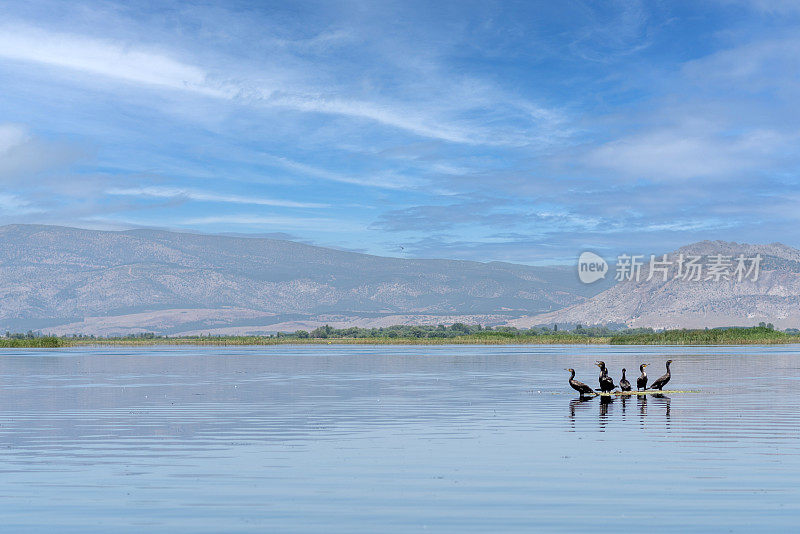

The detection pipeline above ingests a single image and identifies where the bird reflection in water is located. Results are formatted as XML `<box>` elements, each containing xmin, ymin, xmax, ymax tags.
<box><xmin>651</xmin><ymin>393</ymin><xmax>671</xmax><ymax>425</ymax></box>
<box><xmin>569</xmin><ymin>396</ymin><xmax>593</xmax><ymax>413</ymax></box>
<box><xmin>568</xmin><ymin>397</ymin><xmax>594</xmax><ymax>429</ymax></box>
<box><xmin>568</xmin><ymin>392</ymin><xmax>671</xmax><ymax>429</ymax></box>
<box><xmin>637</xmin><ymin>393</ymin><xmax>648</xmax><ymax>428</ymax></box>
<box><xmin>598</xmin><ymin>395</ymin><xmax>613</xmax><ymax>430</ymax></box>
<box><xmin>635</xmin><ymin>393</ymin><xmax>671</xmax><ymax>426</ymax></box>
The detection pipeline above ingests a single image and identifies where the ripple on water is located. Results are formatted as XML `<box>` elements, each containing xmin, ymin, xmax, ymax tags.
<box><xmin>0</xmin><ymin>345</ymin><xmax>798</xmax><ymax>532</ymax></box>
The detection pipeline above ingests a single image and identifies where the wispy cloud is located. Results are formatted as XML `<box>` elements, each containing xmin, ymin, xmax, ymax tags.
<box><xmin>106</xmin><ymin>186</ymin><xmax>327</xmax><ymax>208</ymax></box>
<box><xmin>262</xmin><ymin>155</ymin><xmax>422</xmax><ymax>190</ymax></box>
<box><xmin>0</xmin><ymin>122</ymin><xmax>85</xmax><ymax>183</ymax></box>
<box><xmin>0</xmin><ymin>192</ymin><xmax>40</xmax><ymax>215</ymax></box>
<box><xmin>568</xmin><ymin>0</ymin><xmax>654</xmax><ymax>62</ymax></box>
<box><xmin>269</xmin><ymin>95</ymin><xmax>481</xmax><ymax>145</ymax></box>
<box><xmin>725</xmin><ymin>0</ymin><xmax>800</xmax><ymax>14</ymax></box>
<box><xmin>3</xmin><ymin>2</ymin><xmax>800</xmax><ymax>261</ymax></box>
<box><xmin>0</xmin><ymin>24</ymin><xmax>226</xmax><ymax>96</ymax></box>
<box><xmin>682</xmin><ymin>36</ymin><xmax>800</xmax><ymax>97</ymax></box>
<box><xmin>0</xmin><ymin>23</ymin><xmax>560</xmax><ymax>146</ymax></box>
<box><xmin>584</xmin><ymin>126</ymin><xmax>790</xmax><ymax>180</ymax></box>
<box><xmin>0</xmin><ymin>123</ymin><xmax>29</xmax><ymax>152</ymax></box>
<box><xmin>183</xmin><ymin>214</ymin><xmax>362</xmax><ymax>232</ymax></box>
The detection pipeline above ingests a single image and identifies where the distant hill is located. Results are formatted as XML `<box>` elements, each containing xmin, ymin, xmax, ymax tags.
<box><xmin>0</xmin><ymin>225</ymin><xmax>612</xmax><ymax>335</ymax></box>
<box><xmin>511</xmin><ymin>240</ymin><xmax>800</xmax><ymax>330</ymax></box>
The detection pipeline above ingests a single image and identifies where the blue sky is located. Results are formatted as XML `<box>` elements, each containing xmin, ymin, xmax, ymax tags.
<box><xmin>1</xmin><ymin>0</ymin><xmax>799</xmax><ymax>263</ymax></box>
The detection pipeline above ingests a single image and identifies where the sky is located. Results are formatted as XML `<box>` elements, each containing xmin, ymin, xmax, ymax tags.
<box><xmin>1</xmin><ymin>0</ymin><xmax>799</xmax><ymax>263</ymax></box>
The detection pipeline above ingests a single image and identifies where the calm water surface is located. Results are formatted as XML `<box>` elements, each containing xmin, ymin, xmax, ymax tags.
<box><xmin>0</xmin><ymin>345</ymin><xmax>799</xmax><ymax>532</ymax></box>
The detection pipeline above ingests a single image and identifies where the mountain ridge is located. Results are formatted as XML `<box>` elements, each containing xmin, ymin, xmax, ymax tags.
<box><xmin>512</xmin><ymin>240</ymin><xmax>800</xmax><ymax>329</ymax></box>
<box><xmin>0</xmin><ymin>224</ymin><xmax>611</xmax><ymax>335</ymax></box>
<box><xmin>4</xmin><ymin>225</ymin><xmax>799</xmax><ymax>334</ymax></box>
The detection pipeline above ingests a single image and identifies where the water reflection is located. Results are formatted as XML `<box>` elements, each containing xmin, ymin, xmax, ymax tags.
<box><xmin>638</xmin><ymin>393</ymin><xmax>647</xmax><ymax>421</ymax></box>
<box><xmin>567</xmin><ymin>393</ymin><xmax>672</xmax><ymax>428</ymax></box>
<box><xmin>0</xmin><ymin>345</ymin><xmax>797</xmax><ymax>532</ymax></box>
<box><xmin>598</xmin><ymin>395</ymin><xmax>613</xmax><ymax>430</ymax></box>
<box><xmin>568</xmin><ymin>397</ymin><xmax>593</xmax><ymax>428</ymax></box>
<box><xmin>569</xmin><ymin>397</ymin><xmax>593</xmax><ymax>414</ymax></box>
<box><xmin>651</xmin><ymin>393</ymin><xmax>671</xmax><ymax>426</ymax></box>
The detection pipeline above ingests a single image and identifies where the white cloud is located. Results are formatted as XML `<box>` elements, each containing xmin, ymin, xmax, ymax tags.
<box><xmin>585</xmin><ymin>126</ymin><xmax>789</xmax><ymax>180</ymax></box>
<box><xmin>728</xmin><ymin>0</ymin><xmax>800</xmax><ymax>13</ymax></box>
<box><xmin>640</xmin><ymin>220</ymin><xmax>737</xmax><ymax>232</ymax></box>
<box><xmin>0</xmin><ymin>25</ymin><xmax>227</xmax><ymax>97</ymax></box>
<box><xmin>683</xmin><ymin>37</ymin><xmax>800</xmax><ymax>93</ymax></box>
<box><xmin>568</xmin><ymin>0</ymin><xmax>653</xmax><ymax>62</ymax></box>
<box><xmin>0</xmin><ymin>192</ymin><xmax>40</xmax><ymax>215</ymax></box>
<box><xmin>262</xmin><ymin>155</ymin><xmax>422</xmax><ymax>190</ymax></box>
<box><xmin>0</xmin><ymin>122</ymin><xmax>84</xmax><ymax>183</ymax></box>
<box><xmin>106</xmin><ymin>186</ymin><xmax>326</xmax><ymax>208</ymax></box>
<box><xmin>270</xmin><ymin>95</ymin><xmax>478</xmax><ymax>145</ymax></box>
<box><xmin>183</xmin><ymin>214</ymin><xmax>363</xmax><ymax>231</ymax></box>
<box><xmin>0</xmin><ymin>23</ymin><xmax>562</xmax><ymax>147</ymax></box>
<box><xmin>0</xmin><ymin>123</ymin><xmax>30</xmax><ymax>153</ymax></box>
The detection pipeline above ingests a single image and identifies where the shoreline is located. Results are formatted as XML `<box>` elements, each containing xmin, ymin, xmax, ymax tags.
<box><xmin>4</xmin><ymin>333</ymin><xmax>800</xmax><ymax>348</ymax></box>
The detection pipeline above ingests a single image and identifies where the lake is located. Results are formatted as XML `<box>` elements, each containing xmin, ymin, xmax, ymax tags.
<box><xmin>0</xmin><ymin>345</ymin><xmax>798</xmax><ymax>532</ymax></box>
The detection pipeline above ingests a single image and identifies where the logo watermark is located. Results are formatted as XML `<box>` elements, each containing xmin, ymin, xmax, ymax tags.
<box><xmin>578</xmin><ymin>252</ymin><xmax>762</xmax><ymax>284</ymax></box>
<box><xmin>577</xmin><ymin>251</ymin><xmax>608</xmax><ymax>284</ymax></box>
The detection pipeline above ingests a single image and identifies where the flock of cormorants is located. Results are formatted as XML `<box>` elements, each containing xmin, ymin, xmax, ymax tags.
<box><xmin>566</xmin><ymin>359</ymin><xmax>673</xmax><ymax>397</ymax></box>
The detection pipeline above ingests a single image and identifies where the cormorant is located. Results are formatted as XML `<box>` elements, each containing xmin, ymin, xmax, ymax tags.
<box><xmin>619</xmin><ymin>368</ymin><xmax>632</xmax><ymax>391</ymax></box>
<box><xmin>594</xmin><ymin>361</ymin><xmax>616</xmax><ymax>393</ymax></box>
<box><xmin>637</xmin><ymin>363</ymin><xmax>649</xmax><ymax>391</ymax></box>
<box><xmin>566</xmin><ymin>368</ymin><xmax>596</xmax><ymax>397</ymax></box>
<box><xmin>648</xmin><ymin>360</ymin><xmax>673</xmax><ymax>391</ymax></box>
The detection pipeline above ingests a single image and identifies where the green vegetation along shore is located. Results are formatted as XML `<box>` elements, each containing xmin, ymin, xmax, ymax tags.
<box><xmin>607</xmin><ymin>326</ymin><xmax>798</xmax><ymax>345</ymax></box>
<box><xmin>0</xmin><ymin>336</ymin><xmax>64</xmax><ymax>348</ymax></box>
<box><xmin>2</xmin><ymin>325</ymin><xmax>799</xmax><ymax>347</ymax></box>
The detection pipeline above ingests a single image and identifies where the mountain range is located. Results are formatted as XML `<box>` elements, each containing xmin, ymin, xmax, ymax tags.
<box><xmin>512</xmin><ymin>240</ymin><xmax>800</xmax><ymax>330</ymax></box>
<box><xmin>2</xmin><ymin>225</ymin><xmax>798</xmax><ymax>335</ymax></box>
<box><xmin>0</xmin><ymin>225</ymin><xmax>611</xmax><ymax>335</ymax></box>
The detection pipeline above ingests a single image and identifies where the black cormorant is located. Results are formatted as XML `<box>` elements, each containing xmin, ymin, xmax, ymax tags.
<box><xmin>594</xmin><ymin>361</ymin><xmax>616</xmax><ymax>393</ymax></box>
<box><xmin>566</xmin><ymin>368</ymin><xmax>596</xmax><ymax>397</ymax></box>
<box><xmin>619</xmin><ymin>368</ymin><xmax>632</xmax><ymax>391</ymax></box>
<box><xmin>648</xmin><ymin>360</ymin><xmax>673</xmax><ymax>391</ymax></box>
<box><xmin>637</xmin><ymin>363</ymin><xmax>649</xmax><ymax>391</ymax></box>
